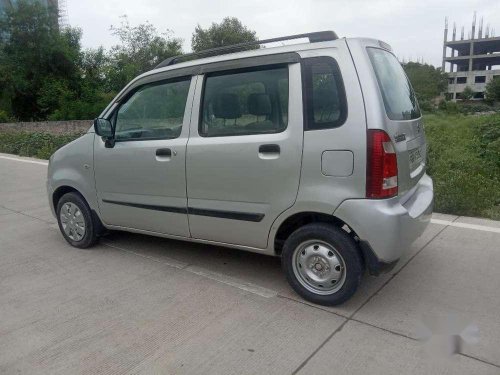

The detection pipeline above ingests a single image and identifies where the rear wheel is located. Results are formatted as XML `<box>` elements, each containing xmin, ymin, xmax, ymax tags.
<box><xmin>56</xmin><ymin>192</ymin><xmax>99</xmax><ymax>249</ymax></box>
<box><xmin>282</xmin><ymin>223</ymin><xmax>363</xmax><ymax>306</ymax></box>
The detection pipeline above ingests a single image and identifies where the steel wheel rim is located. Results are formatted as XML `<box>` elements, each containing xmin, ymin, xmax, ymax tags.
<box><xmin>60</xmin><ymin>202</ymin><xmax>86</xmax><ymax>241</ymax></box>
<box><xmin>292</xmin><ymin>240</ymin><xmax>346</xmax><ymax>295</ymax></box>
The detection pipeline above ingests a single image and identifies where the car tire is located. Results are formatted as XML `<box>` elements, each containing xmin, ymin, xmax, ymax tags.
<box><xmin>282</xmin><ymin>223</ymin><xmax>363</xmax><ymax>306</ymax></box>
<box><xmin>56</xmin><ymin>192</ymin><xmax>99</xmax><ymax>249</ymax></box>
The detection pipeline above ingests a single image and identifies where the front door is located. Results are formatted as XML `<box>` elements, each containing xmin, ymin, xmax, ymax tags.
<box><xmin>94</xmin><ymin>76</ymin><xmax>195</xmax><ymax>237</ymax></box>
<box><xmin>186</xmin><ymin>64</ymin><xmax>303</xmax><ymax>249</ymax></box>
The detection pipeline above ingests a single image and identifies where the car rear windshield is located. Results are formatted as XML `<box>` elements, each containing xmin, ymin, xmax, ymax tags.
<box><xmin>367</xmin><ymin>47</ymin><xmax>421</xmax><ymax>121</ymax></box>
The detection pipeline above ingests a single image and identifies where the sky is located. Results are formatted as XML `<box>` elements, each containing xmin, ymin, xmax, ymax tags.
<box><xmin>66</xmin><ymin>0</ymin><xmax>500</xmax><ymax>68</ymax></box>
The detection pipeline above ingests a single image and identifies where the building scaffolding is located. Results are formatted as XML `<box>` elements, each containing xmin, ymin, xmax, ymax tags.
<box><xmin>443</xmin><ymin>13</ymin><xmax>500</xmax><ymax>100</ymax></box>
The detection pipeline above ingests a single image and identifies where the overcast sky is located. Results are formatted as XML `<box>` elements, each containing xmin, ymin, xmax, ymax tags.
<box><xmin>66</xmin><ymin>0</ymin><xmax>499</xmax><ymax>68</ymax></box>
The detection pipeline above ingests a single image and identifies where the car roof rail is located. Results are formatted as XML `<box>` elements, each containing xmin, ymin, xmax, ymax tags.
<box><xmin>154</xmin><ymin>30</ymin><xmax>338</xmax><ymax>69</ymax></box>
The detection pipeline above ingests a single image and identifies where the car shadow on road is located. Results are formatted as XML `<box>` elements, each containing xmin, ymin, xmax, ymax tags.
<box><xmin>101</xmin><ymin>229</ymin><xmax>390</xmax><ymax>316</ymax></box>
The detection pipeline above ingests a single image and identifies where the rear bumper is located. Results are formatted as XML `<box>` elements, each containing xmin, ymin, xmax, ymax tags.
<box><xmin>334</xmin><ymin>173</ymin><xmax>434</xmax><ymax>265</ymax></box>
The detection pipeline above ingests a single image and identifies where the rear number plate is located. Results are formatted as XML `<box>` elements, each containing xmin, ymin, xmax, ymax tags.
<box><xmin>409</xmin><ymin>147</ymin><xmax>423</xmax><ymax>170</ymax></box>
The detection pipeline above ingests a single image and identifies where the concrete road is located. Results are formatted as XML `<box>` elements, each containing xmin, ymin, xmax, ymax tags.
<box><xmin>1</xmin><ymin>153</ymin><xmax>499</xmax><ymax>374</ymax></box>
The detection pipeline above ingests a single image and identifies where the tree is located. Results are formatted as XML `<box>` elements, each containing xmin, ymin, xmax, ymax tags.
<box><xmin>485</xmin><ymin>77</ymin><xmax>500</xmax><ymax>103</ymax></box>
<box><xmin>0</xmin><ymin>0</ymin><xmax>82</xmax><ymax>120</ymax></box>
<box><xmin>106</xmin><ymin>16</ymin><xmax>183</xmax><ymax>92</ymax></box>
<box><xmin>191</xmin><ymin>17</ymin><xmax>257</xmax><ymax>53</ymax></box>
<box><xmin>461</xmin><ymin>86</ymin><xmax>474</xmax><ymax>101</ymax></box>
<box><xmin>402</xmin><ymin>62</ymin><xmax>448</xmax><ymax>102</ymax></box>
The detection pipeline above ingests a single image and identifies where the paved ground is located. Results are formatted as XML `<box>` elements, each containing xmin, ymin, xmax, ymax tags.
<box><xmin>1</xmin><ymin>153</ymin><xmax>499</xmax><ymax>375</ymax></box>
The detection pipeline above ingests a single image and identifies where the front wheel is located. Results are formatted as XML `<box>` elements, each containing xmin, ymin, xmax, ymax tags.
<box><xmin>282</xmin><ymin>223</ymin><xmax>363</xmax><ymax>306</ymax></box>
<box><xmin>56</xmin><ymin>192</ymin><xmax>99</xmax><ymax>249</ymax></box>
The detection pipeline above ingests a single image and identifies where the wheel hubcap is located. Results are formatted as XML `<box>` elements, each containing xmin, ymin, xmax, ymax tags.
<box><xmin>60</xmin><ymin>202</ymin><xmax>85</xmax><ymax>241</ymax></box>
<box><xmin>292</xmin><ymin>240</ymin><xmax>346</xmax><ymax>295</ymax></box>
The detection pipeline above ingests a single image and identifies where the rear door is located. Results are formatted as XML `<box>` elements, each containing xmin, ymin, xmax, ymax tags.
<box><xmin>94</xmin><ymin>76</ymin><xmax>195</xmax><ymax>237</ymax></box>
<box><xmin>366</xmin><ymin>47</ymin><xmax>426</xmax><ymax>195</ymax></box>
<box><xmin>186</xmin><ymin>63</ymin><xmax>303</xmax><ymax>249</ymax></box>
<box><xmin>348</xmin><ymin>39</ymin><xmax>426</xmax><ymax>196</ymax></box>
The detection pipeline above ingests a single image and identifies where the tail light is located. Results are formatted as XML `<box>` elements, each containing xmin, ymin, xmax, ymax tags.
<box><xmin>366</xmin><ymin>129</ymin><xmax>398</xmax><ymax>199</ymax></box>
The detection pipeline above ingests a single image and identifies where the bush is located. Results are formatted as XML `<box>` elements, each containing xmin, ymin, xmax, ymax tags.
<box><xmin>0</xmin><ymin>132</ymin><xmax>81</xmax><ymax>159</ymax></box>
<box><xmin>418</xmin><ymin>99</ymin><xmax>435</xmax><ymax>113</ymax></box>
<box><xmin>437</xmin><ymin>100</ymin><xmax>460</xmax><ymax>114</ymax></box>
<box><xmin>475</xmin><ymin>118</ymin><xmax>500</xmax><ymax>168</ymax></box>
<box><xmin>402</xmin><ymin>62</ymin><xmax>448</xmax><ymax>102</ymax></box>
<box><xmin>461</xmin><ymin>86</ymin><xmax>474</xmax><ymax>101</ymax></box>
<box><xmin>0</xmin><ymin>110</ymin><xmax>12</xmax><ymax>123</ymax></box>
<box><xmin>436</xmin><ymin>100</ymin><xmax>496</xmax><ymax>115</ymax></box>
<box><xmin>458</xmin><ymin>102</ymin><xmax>494</xmax><ymax>114</ymax></box>
<box><xmin>425</xmin><ymin>113</ymin><xmax>500</xmax><ymax>219</ymax></box>
<box><xmin>485</xmin><ymin>77</ymin><xmax>500</xmax><ymax>103</ymax></box>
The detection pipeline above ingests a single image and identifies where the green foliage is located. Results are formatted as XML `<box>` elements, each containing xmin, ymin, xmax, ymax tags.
<box><xmin>0</xmin><ymin>132</ymin><xmax>81</xmax><ymax>159</ymax></box>
<box><xmin>106</xmin><ymin>16</ymin><xmax>183</xmax><ymax>92</ymax></box>
<box><xmin>475</xmin><ymin>118</ymin><xmax>500</xmax><ymax>168</ymax></box>
<box><xmin>437</xmin><ymin>100</ymin><xmax>459</xmax><ymax>113</ymax></box>
<box><xmin>48</xmin><ymin>91</ymin><xmax>115</xmax><ymax>121</ymax></box>
<box><xmin>461</xmin><ymin>86</ymin><xmax>474</xmax><ymax>101</ymax></box>
<box><xmin>456</xmin><ymin>101</ymin><xmax>494</xmax><ymax>114</ymax></box>
<box><xmin>418</xmin><ymin>100</ymin><xmax>435</xmax><ymax>113</ymax></box>
<box><xmin>0</xmin><ymin>6</ymin><xmax>184</xmax><ymax>121</ymax></box>
<box><xmin>0</xmin><ymin>1</ymin><xmax>82</xmax><ymax>120</ymax></box>
<box><xmin>485</xmin><ymin>76</ymin><xmax>500</xmax><ymax>103</ymax></box>
<box><xmin>437</xmin><ymin>99</ymin><xmax>495</xmax><ymax>115</ymax></box>
<box><xmin>0</xmin><ymin>8</ymin><xmax>260</xmax><ymax>121</ymax></box>
<box><xmin>0</xmin><ymin>110</ymin><xmax>12</xmax><ymax>123</ymax></box>
<box><xmin>425</xmin><ymin>113</ymin><xmax>500</xmax><ymax>219</ymax></box>
<box><xmin>402</xmin><ymin>62</ymin><xmax>448</xmax><ymax>103</ymax></box>
<box><xmin>191</xmin><ymin>17</ymin><xmax>257</xmax><ymax>53</ymax></box>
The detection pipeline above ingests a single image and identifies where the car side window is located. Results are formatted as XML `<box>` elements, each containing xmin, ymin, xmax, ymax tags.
<box><xmin>303</xmin><ymin>57</ymin><xmax>347</xmax><ymax>130</ymax></box>
<box><xmin>114</xmin><ymin>77</ymin><xmax>191</xmax><ymax>141</ymax></box>
<box><xmin>199</xmin><ymin>66</ymin><xmax>289</xmax><ymax>137</ymax></box>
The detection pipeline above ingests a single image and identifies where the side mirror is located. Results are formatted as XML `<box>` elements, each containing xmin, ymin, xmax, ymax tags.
<box><xmin>93</xmin><ymin>118</ymin><xmax>113</xmax><ymax>138</ymax></box>
<box><xmin>93</xmin><ymin>118</ymin><xmax>115</xmax><ymax>148</ymax></box>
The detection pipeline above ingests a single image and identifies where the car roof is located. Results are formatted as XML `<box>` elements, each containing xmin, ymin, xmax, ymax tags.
<box><xmin>143</xmin><ymin>38</ymin><xmax>343</xmax><ymax>79</ymax></box>
<box><xmin>99</xmin><ymin>36</ymin><xmax>383</xmax><ymax>117</ymax></box>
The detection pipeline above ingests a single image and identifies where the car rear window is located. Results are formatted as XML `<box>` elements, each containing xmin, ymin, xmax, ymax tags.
<box><xmin>367</xmin><ymin>47</ymin><xmax>421</xmax><ymax>121</ymax></box>
<box><xmin>303</xmin><ymin>56</ymin><xmax>347</xmax><ymax>130</ymax></box>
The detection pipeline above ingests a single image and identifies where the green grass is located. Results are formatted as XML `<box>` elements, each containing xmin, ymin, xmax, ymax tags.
<box><xmin>1</xmin><ymin>114</ymin><xmax>499</xmax><ymax>220</ymax></box>
<box><xmin>424</xmin><ymin>113</ymin><xmax>500</xmax><ymax>220</ymax></box>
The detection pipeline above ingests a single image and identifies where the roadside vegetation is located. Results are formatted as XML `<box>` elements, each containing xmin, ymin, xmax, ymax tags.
<box><xmin>0</xmin><ymin>131</ymin><xmax>81</xmax><ymax>159</ymax></box>
<box><xmin>425</xmin><ymin>113</ymin><xmax>500</xmax><ymax>220</ymax></box>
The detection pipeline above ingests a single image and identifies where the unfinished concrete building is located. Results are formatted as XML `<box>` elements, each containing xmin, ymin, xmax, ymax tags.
<box><xmin>442</xmin><ymin>14</ymin><xmax>500</xmax><ymax>100</ymax></box>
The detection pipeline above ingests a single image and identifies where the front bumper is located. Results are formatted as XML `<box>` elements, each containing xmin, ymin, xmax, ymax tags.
<box><xmin>46</xmin><ymin>179</ymin><xmax>56</xmax><ymax>217</ymax></box>
<box><xmin>334</xmin><ymin>173</ymin><xmax>434</xmax><ymax>265</ymax></box>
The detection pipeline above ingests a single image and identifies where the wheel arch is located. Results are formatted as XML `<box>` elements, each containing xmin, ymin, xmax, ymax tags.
<box><xmin>273</xmin><ymin>211</ymin><xmax>359</xmax><ymax>256</ymax></box>
<box><xmin>52</xmin><ymin>185</ymin><xmax>81</xmax><ymax>213</ymax></box>
<box><xmin>52</xmin><ymin>184</ymin><xmax>105</xmax><ymax>233</ymax></box>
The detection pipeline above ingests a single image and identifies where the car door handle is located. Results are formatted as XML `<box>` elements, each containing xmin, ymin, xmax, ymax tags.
<box><xmin>258</xmin><ymin>144</ymin><xmax>280</xmax><ymax>160</ymax></box>
<box><xmin>259</xmin><ymin>144</ymin><xmax>280</xmax><ymax>154</ymax></box>
<box><xmin>156</xmin><ymin>148</ymin><xmax>172</xmax><ymax>157</ymax></box>
<box><xmin>156</xmin><ymin>148</ymin><xmax>173</xmax><ymax>161</ymax></box>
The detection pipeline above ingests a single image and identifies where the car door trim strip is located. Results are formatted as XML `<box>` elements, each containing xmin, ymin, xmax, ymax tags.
<box><xmin>101</xmin><ymin>199</ymin><xmax>264</xmax><ymax>222</ymax></box>
<box><xmin>102</xmin><ymin>199</ymin><xmax>188</xmax><ymax>214</ymax></box>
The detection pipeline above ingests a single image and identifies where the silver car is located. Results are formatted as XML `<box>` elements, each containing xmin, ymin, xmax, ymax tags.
<box><xmin>47</xmin><ymin>31</ymin><xmax>433</xmax><ymax>305</ymax></box>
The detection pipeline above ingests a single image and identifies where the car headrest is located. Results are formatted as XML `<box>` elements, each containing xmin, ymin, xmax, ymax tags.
<box><xmin>248</xmin><ymin>93</ymin><xmax>272</xmax><ymax>116</ymax></box>
<box><xmin>213</xmin><ymin>93</ymin><xmax>241</xmax><ymax>119</ymax></box>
